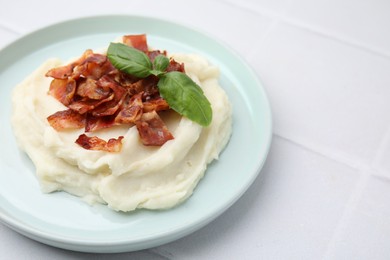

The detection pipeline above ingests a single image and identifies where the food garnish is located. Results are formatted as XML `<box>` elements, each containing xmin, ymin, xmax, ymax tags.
<box><xmin>45</xmin><ymin>34</ymin><xmax>212</xmax><ymax>151</ymax></box>
<box><xmin>107</xmin><ymin>43</ymin><xmax>212</xmax><ymax>127</ymax></box>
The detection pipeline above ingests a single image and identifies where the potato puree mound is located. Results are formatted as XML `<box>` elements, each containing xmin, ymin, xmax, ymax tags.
<box><xmin>11</xmin><ymin>53</ymin><xmax>232</xmax><ymax>212</ymax></box>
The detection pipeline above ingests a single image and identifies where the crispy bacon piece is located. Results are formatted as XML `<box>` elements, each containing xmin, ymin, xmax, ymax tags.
<box><xmin>115</xmin><ymin>93</ymin><xmax>143</xmax><ymax>124</ymax></box>
<box><xmin>45</xmin><ymin>64</ymin><xmax>74</xmax><ymax>79</ymax></box>
<box><xmin>46</xmin><ymin>50</ymin><xmax>115</xmax><ymax>80</ymax></box>
<box><xmin>73</xmin><ymin>53</ymin><xmax>115</xmax><ymax>80</ymax></box>
<box><xmin>46</xmin><ymin>50</ymin><xmax>93</xmax><ymax>79</ymax></box>
<box><xmin>136</xmin><ymin>111</ymin><xmax>174</xmax><ymax>146</ymax></box>
<box><xmin>143</xmin><ymin>96</ymin><xmax>169</xmax><ymax>112</ymax></box>
<box><xmin>76</xmin><ymin>78</ymin><xmax>111</xmax><ymax>100</ymax></box>
<box><xmin>85</xmin><ymin>114</ymin><xmax>116</xmax><ymax>132</ymax></box>
<box><xmin>68</xmin><ymin>93</ymin><xmax>115</xmax><ymax>114</ymax></box>
<box><xmin>166</xmin><ymin>59</ymin><xmax>185</xmax><ymax>73</ymax></box>
<box><xmin>147</xmin><ymin>50</ymin><xmax>167</xmax><ymax>61</ymax></box>
<box><xmin>89</xmin><ymin>75</ymin><xmax>128</xmax><ymax>117</ymax></box>
<box><xmin>113</xmin><ymin>71</ymin><xmax>139</xmax><ymax>89</ymax></box>
<box><xmin>123</xmin><ymin>34</ymin><xmax>148</xmax><ymax>52</ymax></box>
<box><xmin>49</xmin><ymin>78</ymin><xmax>76</xmax><ymax>106</ymax></box>
<box><xmin>75</xmin><ymin>134</ymin><xmax>123</xmax><ymax>152</ymax></box>
<box><xmin>47</xmin><ymin>109</ymin><xmax>86</xmax><ymax>130</ymax></box>
<box><xmin>126</xmin><ymin>75</ymin><xmax>159</xmax><ymax>97</ymax></box>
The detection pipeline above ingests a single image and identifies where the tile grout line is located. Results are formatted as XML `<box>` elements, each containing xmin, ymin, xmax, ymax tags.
<box><xmin>221</xmin><ymin>0</ymin><xmax>377</xmax><ymax>172</ymax></box>
<box><xmin>370</xmin><ymin>123</ymin><xmax>390</xmax><ymax>179</ymax></box>
<box><xmin>274</xmin><ymin>133</ymin><xmax>366</xmax><ymax>171</ymax></box>
<box><xmin>0</xmin><ymin>22</ymin><xmax>23</xmax><ymax>35</ymax></box>
<box><xmin>221</xmin><ymin>0</ymin><xmax>294</xmax><ymax>21</ymax></box>
<box><xmin>323</xmin><ymin>123</ymin><xmax>390</xmax><ymax>258</ymax></box>
<box><xmin>221</xmin><ymin>1</ymin><xmax>390</xmax><ymax>257</ymax></box>
<box><xmin>148</xmin><ymin>247</ymin><xmax>175</xmax><ymax>260</ymax></box>
<box><xmin>372</xmin><ymin>174</ymin><xmax>390</xmax><ymax>185</ymax></box>
<box><xmin>273</xmin><ymin>133</ymin><xmax>374</xmax><ymax>259</ymax></box>
<box><xmin>221</xmin><ymin>0</ymin><xmax>390</xmax><ymax>173</ymax></box>
<box><xmin>278</xmin><ymin>16</ymin><xmax>390</xmax><ymax>60</ymax></box>
<box><xmin>221</xmin><ymin>0</ymin><xmax>296</xmax><ymax>68</ymax></box>
<box><xmin>220</xmin><ymin>0</ymin><xmax>390</xmax><ymax>60</ymax></box>
<box><xmin>322</xmin><ymin>166</ymin><xmax>371</xmax><ymax>260</ymax></box>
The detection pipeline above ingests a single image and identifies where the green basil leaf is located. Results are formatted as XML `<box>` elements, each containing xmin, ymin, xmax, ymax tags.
<box><xmin>149</xmin><ymin>70</ymin><xmax>166</xmax><ymax>77</ymax></box>
<box><xmin>107</xmin><ymin>43</ymin><xmax>152</xmax><ymax>78</ymax></box>
<box><xmin>158</xmin><ymin>71</ymin><xmax>212</xmax><ymax>126</ymax></box>
<box><xmin>153</xmin><ymin>55</ymin><xmax>169</xmax><ymax>72</ymax></box>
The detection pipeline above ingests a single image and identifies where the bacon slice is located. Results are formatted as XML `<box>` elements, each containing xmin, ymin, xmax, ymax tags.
<box><xmin>75</xmin><ymin>134</ymin><xmax>123</xmax><ymax>152</ymax></box>
<box><xmin>68</xmin><ymin>93</ymin><xmax>115</xmax><ymax>115</ymax></box>
<box><xmin>97</xmin><ymin>75</ymin><xmax>127</xmax><ymax>97</ymax></box>
<box><xmin>76</xmin><ymin>78</ymin><xmax>111</xmax><ymax>100</ymax></box>
<box><xmin>47</xmin><ymin>109</ymin><xmax>86</xmax><ymax>130</ymax></box>
<box><xmin>166</xmin><ymin>59</ymin><xmax>185</xmax><ymax>73</ymax></box>
<box><xmin>85</xmin><ymin>114</ymin><xmax>116</xmax><ymax>132</ymax></box>
<box><xmin>86</xmin><ymin>75</ymin><xmax>127</xmax><ymax>117</ymax></box>
<box><xmin>46</xmin><ymin>50</ymin><xmax>115</xmax><ymax>80</ymax></box>
<box><xmin>115</xmin><ymin>93</ymin><xmax>143</xmax><ymax>124</ymax></box>
<box><xmin>147</xmin><ymin>50</ymin><xmax>167</xmax><ymax>61</ymax></box>
<box><xmin>46</xmin><ymin>50</ymin><xmax>93</xmax><ymax>79</ymax></box>
<box><xmin>49</xmin><ymin>78</ymin><xmax>76</xmax><ymax>106</ymax></box>
<box><xmin>113</xmin><ymin>71</ymin><xmax>139</xmax><ymax>89</ymax></box>
<box><xmin>136</xmin><ymin>111</ymin><xmax>174</xmax><ymax>146</ymax></box>
<box><xmin>123</xmin><ymin>34</ymin><xmax>148</xmax><ymax>52</ymax></box>
<box><xmin>143</xmin><ymin>96</ymin><xmax>169</xmax><ymax>112</ymax></box>
<box><xmin>45</xmin><ymin>64</ymin><xmax>74</xmax><ymax>79</ymax></box>
<box><xmin>73</xmin><ymin>53</ymin><xmax>115</xmax><ymax>80</ymax></box>
<box><xmin>124</xmin><ymin>75</ymin><xmax>159</xmax><ymax>97</ymax></box>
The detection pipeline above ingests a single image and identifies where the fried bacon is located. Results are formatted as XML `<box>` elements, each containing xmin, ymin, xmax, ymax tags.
<box><xmin>76</xmin><ymin>78</ymin><xmax>111</xmax><ymax>100</ymax></box>
<box><xmin>123</xmin><ymin>34</ymin><xmax>148</xmax><ymax>52</ymax></box>
<box><xmin>143</xmin><ymin>96</ymin><xmax>170</xmax><ymax>112</ymax></box>
<box><xmin>147</xmin><ymin>50</ymin><xmax>167</xmax><ymax>61</ymax></box>
<box><xmin>49</xmin><ymin>78</ymin><xmax>77</xmax><ymax>106</ymax></box>
<box><xmin>136</xmin><ymin>111</ymin><xmax>174</xmax><ymax>146</ymax></box>
<box><xmin>47</xmin><ymin>109</ymin><xmax>86</xmax><ymax>131</ymax></box>
<box><xmin>166</xmin><ymin>59</ymin><xmax>185</xmax><ymax>73</ymax></box>
<box><xmin>75</xmin><ymin>134</ymin><xmax>123</xmax><ymax>153</ymax></box>
<box><xmin>114</xmin><ymin>92</ymin><xmax>144</xmax><ymax>124</ymax></box>
<box><xmin>68</xmin><ymin>93</ymin><xmax>115</xmax><ymax>115</ymax></box>
<box><xmin>85</xmin><ymin>114</ymin><xmax>116</xmax><ymax>133</ymax></box>
<box><xmin>46</xmin><ymin>34</ymin><xmax>185</xmax><ymax>151</ymax></box>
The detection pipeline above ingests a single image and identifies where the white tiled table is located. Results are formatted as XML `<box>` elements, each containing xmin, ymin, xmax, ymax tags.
<box><xmin>1</xmin><ymin>0</ymin><xmax>390</xmax><ymax>259</ymax></box>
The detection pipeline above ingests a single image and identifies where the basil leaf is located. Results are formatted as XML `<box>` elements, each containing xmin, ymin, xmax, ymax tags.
<box><xmin>107</xmin><ymin>42</ymin><xmax>213</xmax><ymax>127</ymax></box>
<box><xmin>158</xmin><ymin>71</ymin><xmax>212</xmax><ymax>126</ymax></box>
<box><xmin>107</xmin><ymin>43</ymin><xmax>152</xmax><ymax>78</ymax></box>
<box><xmin>153</xmin><ymin>55</ymin><xmax>169</xmax><ymax>72</ymax></box>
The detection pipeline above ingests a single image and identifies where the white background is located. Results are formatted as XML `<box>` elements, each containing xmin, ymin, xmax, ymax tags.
<box><xmin>1</xmin><ymin>0</ymin><xmax>390</xmax><ymax>259</ymax></box>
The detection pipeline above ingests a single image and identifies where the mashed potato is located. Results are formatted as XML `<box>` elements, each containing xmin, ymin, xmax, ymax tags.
<box><xmin>11</xmin><ymin>51</ymin><xmax>232</xmax><ymax>212</ymax></box>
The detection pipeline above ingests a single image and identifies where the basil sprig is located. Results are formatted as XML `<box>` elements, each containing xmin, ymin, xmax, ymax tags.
<box><xmin>151</xmin><ymin>55</ymin><xmax>170</xmax><ymax>76</ymax></box>
<box><xmin>107</xmin><ymin>42</ymin><xmax>212</xmax><ymax>127</ymax></box>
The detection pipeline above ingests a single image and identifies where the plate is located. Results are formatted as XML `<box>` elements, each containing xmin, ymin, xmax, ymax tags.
<box><xmin>0</xmin><ymin>15</ymin><xmax>272</xmax><ymax>253</ymax></box>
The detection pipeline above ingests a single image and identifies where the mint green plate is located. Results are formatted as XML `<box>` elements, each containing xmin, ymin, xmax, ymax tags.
<box><xmin>0</xmin><ymin>15</ymin><xmax>272</xmax><ymax>253</ymax></box>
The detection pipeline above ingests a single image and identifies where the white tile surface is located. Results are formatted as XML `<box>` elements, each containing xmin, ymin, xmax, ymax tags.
<box><xmin>0</xmin><ymin>0</ymin><xmax>272</xmax><ymax>59</ymax></box>
<box><xmin>286</xmin><ymin>0</ymin><xmax>390</xmax><ymax>56</ymax></box>
<box><xmin>1</xmin><ymin>0</ymin><xmax>390</xmax><ymax>258</ymax></box>
<box><xmin>0</xmin><ymin>27</ymin><xmax>19</xmax><ymax>49</ymax></box>
<box><xmin>125</xmin><ymin>0</ymin><xmax>274</xmax><ymax>59</ymax></box>
<box><xmin>222</xmin><ymin>0</ymin><xmax>292</xmax><ymax>16</ymax></box>
<box><xmin>326</xmin><ymin>176</ymin><xmax>390</xmax><ymax>260</ymax></box>
<box><xmin>252</xmin><ymin>22</ymin><xmax>390</xmax><ymax>166</ymax></box>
